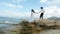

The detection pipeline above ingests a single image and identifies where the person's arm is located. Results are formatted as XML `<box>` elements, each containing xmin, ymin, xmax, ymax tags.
<box><xmin>36</xmin><ymin>10</ymin><xmax>41</xmax><ymax>14</ymax></box>
<box><xmin>39</xmin><ymin>11</ymin><xmax>41</xmax><ymax>13</ymax></box>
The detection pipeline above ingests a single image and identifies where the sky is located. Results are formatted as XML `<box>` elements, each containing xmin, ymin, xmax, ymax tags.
<box><xmin>0</xmin><ymin>0</ymin><xmax>60</xmax><ymax>18</ymax></box>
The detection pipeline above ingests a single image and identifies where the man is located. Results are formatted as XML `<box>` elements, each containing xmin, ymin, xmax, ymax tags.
<box><xmin>39</xmin><ymin>7</ymin><xmax>45</xmax><ymax>19</ymax></box>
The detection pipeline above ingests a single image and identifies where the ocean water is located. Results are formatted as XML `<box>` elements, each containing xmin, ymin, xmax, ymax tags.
<box><xmin>0</xmin><ymin>24</ymin><xmax>11</xmax><ymax>28</ymax></box>
<box><xmin>0</xmin><ymin>24</ymin><xmax>20</xmax><ymax>34</ymax></box>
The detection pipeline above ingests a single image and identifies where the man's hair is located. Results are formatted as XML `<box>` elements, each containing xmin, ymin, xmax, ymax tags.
<box><xmin>41</xmin><ymin>7</ymin><xmax>43</xmax><ymax>9</ymax></box>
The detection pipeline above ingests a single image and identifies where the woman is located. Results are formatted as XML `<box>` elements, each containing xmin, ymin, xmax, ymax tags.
<box><xmin>29</xmin><ymin>9</ymin><xmax>35</xmax><ymax>22</ymax></box>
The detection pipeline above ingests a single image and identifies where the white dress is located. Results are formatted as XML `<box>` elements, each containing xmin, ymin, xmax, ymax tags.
<box><xmin>29</xmin><ymin>12</ymin><xmax>39</xmax><ymax>22</ymax></box>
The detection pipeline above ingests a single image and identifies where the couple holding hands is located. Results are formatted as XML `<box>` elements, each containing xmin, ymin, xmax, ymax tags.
<box><xmin>31</xmin><ymin>7</ymin><xmax>45</xmax><ymax>20</ymax></box>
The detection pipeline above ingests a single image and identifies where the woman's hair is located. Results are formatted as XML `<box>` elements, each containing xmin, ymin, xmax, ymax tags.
<box><xmin>31</xmin><ymin>9</ymin><xmax>35</xmax><ymax>13</ymax></box>
<box><xmin>41</xmin><ymin>7</ymin><xmax>43</xmax><ymax>9</ymax></box>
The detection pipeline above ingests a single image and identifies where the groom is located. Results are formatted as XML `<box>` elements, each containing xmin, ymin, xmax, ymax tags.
<box><xmin>39</xmin><ymin>7</ymin><xmax>45</xmax><ymax>19</ymax></box>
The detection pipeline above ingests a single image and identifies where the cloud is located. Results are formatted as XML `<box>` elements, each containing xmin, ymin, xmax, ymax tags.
<box><xmin>0</xmin><ymin>10</ymin><xmax>30</xmax><ymax>18</ymax></box>
<box><xmin>47</xmin><ymin>0</ymin><xmax>60</xmax><ymax>5</ymax></box>
<box><xmin>6</xmin><ymin>3</ymin><xmax>17</xmax><ymax>8</ymax></box>
<box><xmin>40</xmin><ymin>0</ymin><xmax>60</xmax><ymax>5</ymax></box>
<box><xmin>3</xmin><ymin>3</ymin><xmax>23</xmax><ymax>8</ymax></box>
<box><xmin>44</xmin><ymin>6</ymin><xmax>60</xmax><ymax>18</ymax></box>
<box><xmin>40</xmin><ymin>0</ymin><xmax>47</xmax><ymax>3</ymax></box>
<box><xmin>16</xmin><ymin>0</ymin><xmax>24</xmax><ymax>2</ymax></box>
<box><xmin>12</xmin><ymin>0</ymin><xmax>25</xmax><ymax>3</ymax></box>
<box><xmin>18</xmin><ymin>5</ymin><xmax>23</xmax><ymax>8</ymax></box>
<box><xmin>17</xmin><ymin>0</ymin><xmax>26</xmax><ymax>3</ymax></box>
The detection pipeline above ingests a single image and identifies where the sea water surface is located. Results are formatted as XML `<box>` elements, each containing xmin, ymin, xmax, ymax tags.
<box><xmin>0</xmin><ymin>24</ymin><xmax>20</xmax><ymax>34</ymax></box>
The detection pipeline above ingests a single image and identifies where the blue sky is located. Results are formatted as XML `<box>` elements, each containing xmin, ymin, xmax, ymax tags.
<box><xmin>0</xmin><ymin>0</ymin><xmax>60</xmax><ymax>18</ymax></box>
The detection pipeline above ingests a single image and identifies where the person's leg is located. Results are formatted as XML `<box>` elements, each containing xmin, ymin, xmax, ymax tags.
<box><xmin>42</xmin><ymin>13</ymin><xmax>44</xmax><ymax>20</ymax></box>
<box><xmin>40</xmin><ymin>13</ymin><xmax>42</xmax><ymax>19</ymax></box>
<box><xmin>40</xmin><ymin>15</ymin><xmax>41</xmax><ymax>19</ymax></box>
<box><xmin>40</xmin><ymin>13</ymin><xmax>43</xmax><ymax>20</ymax></box>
